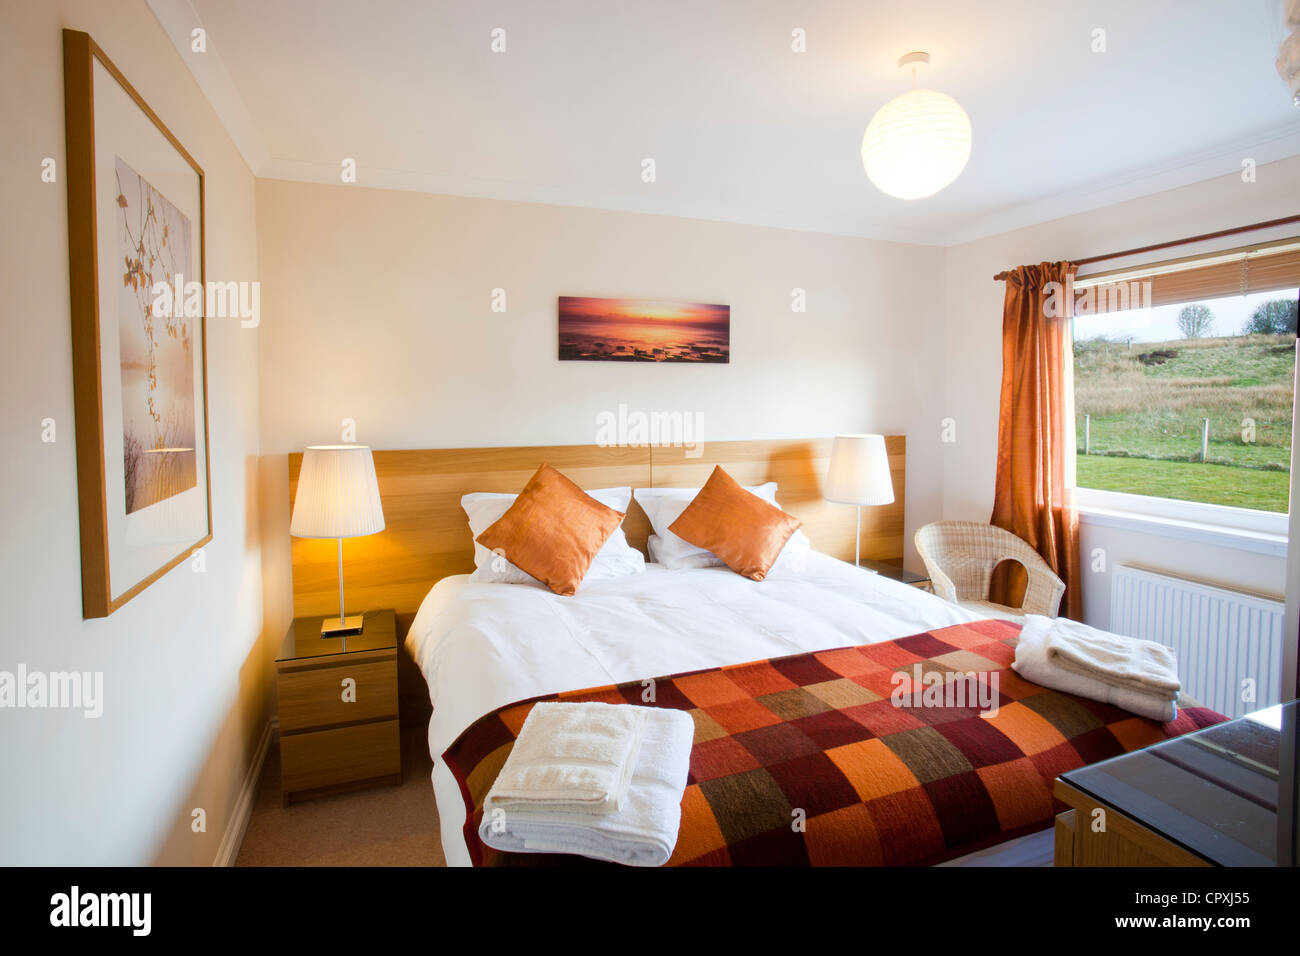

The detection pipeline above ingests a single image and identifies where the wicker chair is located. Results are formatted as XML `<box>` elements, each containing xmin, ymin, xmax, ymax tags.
<box><xmin>914</xmin><ymin>521</ymin><xmax>1065</xmax><ymax>620</ymax></box>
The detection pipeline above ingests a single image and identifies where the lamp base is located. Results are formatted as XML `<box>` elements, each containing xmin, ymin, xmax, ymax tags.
<box><xmin>321</xmin><ymin>614</ymin><xmax>365</xmax><ymax>637</ymax></box>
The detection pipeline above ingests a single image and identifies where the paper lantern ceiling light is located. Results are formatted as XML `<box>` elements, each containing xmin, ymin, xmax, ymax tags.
<box><xmin>861</xmin><ymin>52</ymin><xmax>972</xmax><ymax>201</ymax></box>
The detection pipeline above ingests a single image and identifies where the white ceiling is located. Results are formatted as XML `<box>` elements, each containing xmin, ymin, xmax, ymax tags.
<box><xmin>151</xmin><ymin>0</ymin><xmax>1300</xmax><ymax>245</ymax></box>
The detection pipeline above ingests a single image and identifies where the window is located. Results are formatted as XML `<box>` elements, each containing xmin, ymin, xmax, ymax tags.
<box><xmin>1070</xmin><ymin>240</ymin><xmax>1300</xmax><ymax>522</ymax></box>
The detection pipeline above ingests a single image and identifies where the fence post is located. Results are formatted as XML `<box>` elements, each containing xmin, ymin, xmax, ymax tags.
<box><xmin>1201</xmin><ymin>418</ymin><xmax>1209</xmax><ymax>462</ymax></box>
<box><xmin>1084</xmin><ymin>414</ymin><xmax>1091</xmax><ymax>455</ymax></box>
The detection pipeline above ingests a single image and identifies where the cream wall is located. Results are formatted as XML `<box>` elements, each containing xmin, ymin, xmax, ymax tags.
<box><xmin>0</xmin><ymin>0</ymin><xmax>268</xmax><ymax>864</ymax></box>
<box><xmin>941</xmin><ymin>155</ymin><xmax>1300</xmax><ymax>628</ymax></box>
<box><xmin>254</xmin><ymin>179</ymin><xmax>949</xmax><ymax>650</ymax></box>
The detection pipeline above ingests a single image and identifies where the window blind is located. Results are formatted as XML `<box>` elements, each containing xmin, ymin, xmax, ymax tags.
<box><xmin>1074</xmin><ymin>238</ymin><xmax>1300</xmax><ymax>309</ymax></box>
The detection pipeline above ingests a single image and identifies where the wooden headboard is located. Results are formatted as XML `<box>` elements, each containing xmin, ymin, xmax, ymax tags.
<box><xmin>288</xmin><ymin>436</ymin><xmax>905</xmax><ymax>629</ymax></box>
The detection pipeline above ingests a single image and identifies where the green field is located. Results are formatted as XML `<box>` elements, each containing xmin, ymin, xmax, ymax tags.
<box><xmin>1075</xmin><ymin>456</ymin><xmax>1292</xmax><ymax>511</ymax></box>
<box><xmin>1074</xmin><ymin>333</ymin><xmax>1294</xmax><ymax>513</ymax></box>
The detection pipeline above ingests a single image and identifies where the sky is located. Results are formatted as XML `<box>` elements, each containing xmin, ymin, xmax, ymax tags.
<box><xmin>1074</xmin><ymin>289</ymin><xmax>1296</xmax><ymax>344</ymax></box>
<box><xmin>558</xmin><ymin>296</ymin><xmax>729</xmax><ymax>326</ymax></box>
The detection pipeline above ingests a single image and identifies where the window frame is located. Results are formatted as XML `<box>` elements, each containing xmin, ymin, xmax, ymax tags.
<box><xmin>1070</xmin><ymin>244</ymin><xmax>1298</xmax><ymax>534</ymax></box>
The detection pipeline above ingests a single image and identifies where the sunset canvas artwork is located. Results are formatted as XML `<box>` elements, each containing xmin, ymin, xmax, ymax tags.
<box><xmin>558</xmin><ymin>296</ymin><xmax>729</xmax><ymax>362</ymax></box>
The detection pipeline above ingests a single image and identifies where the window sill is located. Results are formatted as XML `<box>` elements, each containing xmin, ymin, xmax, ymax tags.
<box><xmin>1076</xmin><ymin>503</ymin><xmax>1288</xmax><ymax>557</ymax></box>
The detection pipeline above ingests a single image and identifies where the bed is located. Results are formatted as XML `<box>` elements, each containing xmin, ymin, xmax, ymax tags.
<box><xmin>406</xmin><ymin>555</ymin><xmax>1223</xmax><ymax>866</ymax></box>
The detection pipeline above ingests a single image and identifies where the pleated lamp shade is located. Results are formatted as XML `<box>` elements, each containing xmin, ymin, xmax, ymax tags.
<box><xmin>824</xmin><ymin>434</ymin><xmax>895</xmax><ymax>506</ymax></box>
<box><xmin>290</xmin><ymin>445</ymin><xmax>386</xmax><ymax>539</ymax></box>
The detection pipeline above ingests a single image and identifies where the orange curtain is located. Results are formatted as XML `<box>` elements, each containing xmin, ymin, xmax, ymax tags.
<box><xmin>990</xmin><ymin>261</ymin><xmax>1082</xmax><ymax>620</ymax></box>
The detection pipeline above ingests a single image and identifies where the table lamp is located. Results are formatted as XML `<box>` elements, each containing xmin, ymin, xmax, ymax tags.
<box><xmin>290</xmin><ymin>444</ymin><xmax>386</xmax><ymax>636</ymax></box>
<box><xmin>824</xmin><ymin>434</ymin><xmax>895</xmax><ymax>566</ymax></box>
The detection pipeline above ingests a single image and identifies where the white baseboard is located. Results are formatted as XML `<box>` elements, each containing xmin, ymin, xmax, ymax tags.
<box><xmin>212</xmin><ymin>717</ymin><xmax>277</xmax><ymax>867</ymax></box>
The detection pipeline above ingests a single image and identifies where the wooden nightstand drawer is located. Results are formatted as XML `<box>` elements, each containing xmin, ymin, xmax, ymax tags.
<box><xmin>276</xmin><ymin>610</ymin><xmax>401</xmax><ymax>804</ymax></box>
<box><xmin>278</xmin><ymin>656</ymin><xmax>398</xmax><ymax>732</ymax></box>
<box><xmin>280</xmin><ymin>719</ymin><xmax>401</xmax><ymax>795</ymax></box>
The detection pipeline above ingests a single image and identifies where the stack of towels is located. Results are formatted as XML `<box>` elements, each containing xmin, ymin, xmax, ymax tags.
<box><xmin>1012</xmin><ymin>614</ymin><xmax>1182</xmax><ymax>722</ymax></box>
<box><xmin>479</xmin><ymin>700</ymin><xmax>695</xmax><ymax>867</ymax></box>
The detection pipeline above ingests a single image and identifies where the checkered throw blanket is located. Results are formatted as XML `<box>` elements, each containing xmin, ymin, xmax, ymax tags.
<box><xmin>442</xmin><ymin>619</ymin><xmax>1226</xmax><ymax>866</ymax></box>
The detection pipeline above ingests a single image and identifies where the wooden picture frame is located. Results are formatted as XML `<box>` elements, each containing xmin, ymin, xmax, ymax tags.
<box><xmin>63</xmin><ymin>30</ymin><xmax>212</xmax><ymax>618</ymax></box>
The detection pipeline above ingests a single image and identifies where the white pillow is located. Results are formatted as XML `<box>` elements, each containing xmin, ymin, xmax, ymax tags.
<box><xmin>462</xmin><ymin>486</ymin><xmax>645</xmax><ymax>586</ymax></box>
<box><xmin>634</xmin><ymin>483</ymin><xmax>810</xmax><ymax>570</ymax></box>
<box><xmin>645</xmin><ymin>533</ymin><xmax>716</xmax><ymax>569</ymax></box>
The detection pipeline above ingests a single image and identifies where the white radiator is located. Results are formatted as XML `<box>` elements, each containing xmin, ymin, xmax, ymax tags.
<box><xmin>1108</xmin><ymin>565</ymin><xmax>1284</xmax><ymax>719</ymax></box>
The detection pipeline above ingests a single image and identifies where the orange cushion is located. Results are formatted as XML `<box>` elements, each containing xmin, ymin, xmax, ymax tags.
<box><xmin>668</xmin><ymin>466</ymin><xmax>802</xmax><ymax>581</ymax></box>
<box><xmin>475</xmin><ymin>463</ymin><xmax>625</xmax><ymax>596</ymax></box>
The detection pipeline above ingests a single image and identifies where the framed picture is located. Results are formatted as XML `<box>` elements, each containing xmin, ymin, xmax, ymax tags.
<box><xmin>63</xmin><ymin>30</ymin><xmax>211</xmax><ymax>618</ymax></box>
<box><xmin>558</xmin><ymin>296</ymin><xmax>730</xmax><ymax>362</ymax></box>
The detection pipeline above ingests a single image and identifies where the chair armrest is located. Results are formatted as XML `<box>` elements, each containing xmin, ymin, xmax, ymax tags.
<box><xmin>1022</xmin><ymin>566</ymin><xmax>1066</xmax><ymax>617</ymax></box>
<box><xmin>927</xmin><ymin>565</ymin><xmax>960</xmax><ymax>605</ymax></box>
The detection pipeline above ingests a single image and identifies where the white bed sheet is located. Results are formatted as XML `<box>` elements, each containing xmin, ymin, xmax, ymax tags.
<box><xmin>406</xmin><ymin>551</ymin><xmax>986</xmax><ymax>867</ymax></box>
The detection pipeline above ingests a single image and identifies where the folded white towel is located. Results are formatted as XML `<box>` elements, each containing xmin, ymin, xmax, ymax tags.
<box><xmin>1013</xmin><ymin>616</ymin><xmax>1178</xmax><ymax>722</ymax></box>
<box><xmin>1042</xmin><ymin>615</ymin><xmax>1181</xmax><ymax>696</ymax></box>
<box><xmin>486</xmin><ymin>701</ymin><xmax>649</xmax><ymax>815</ymax></box>
<box><xmin>481</xmin><ymin>706</ymin><xmax>695</xmax><ymax>867</ymax></box>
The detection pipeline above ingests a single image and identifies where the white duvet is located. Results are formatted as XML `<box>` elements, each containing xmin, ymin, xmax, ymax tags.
<box><xmin>405</xmin><ymin>550</ymin><xmax>982</xmax><ymax>867</ymax></box>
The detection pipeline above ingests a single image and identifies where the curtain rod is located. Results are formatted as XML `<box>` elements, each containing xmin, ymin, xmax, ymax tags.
<box><xmin>992</xmin><ymin>213</ymin><xmax>1300</xmax><ymax>281</ymax></box>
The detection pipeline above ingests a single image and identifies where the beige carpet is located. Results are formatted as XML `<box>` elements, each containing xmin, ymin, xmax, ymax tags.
<box><xmin>236</xmin><ymin>727</ymin><xmax>447</xmax><ymax>866</ymax></box>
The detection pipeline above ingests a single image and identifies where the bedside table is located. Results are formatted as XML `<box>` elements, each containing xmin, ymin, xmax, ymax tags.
<box><xmin>859</xmin><ymin>559</ymin><xmax>933</xmax><ymax>592</ymax></box>
<box><xmin>276</xmin><ymin>608</ymin><xmax>401</xmax><ymax>806</ymax></box>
